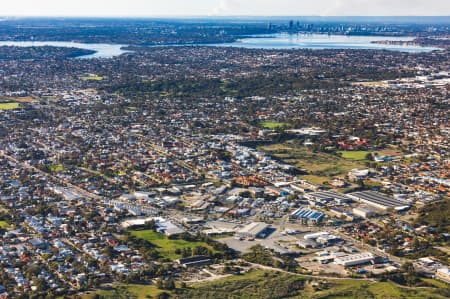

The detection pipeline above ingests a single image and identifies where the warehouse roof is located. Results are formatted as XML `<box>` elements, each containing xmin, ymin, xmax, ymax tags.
<box><xmin>347</xmin><ymin>191</ymin><xmax>410</xmax><ymax>210</ymax></box>
<box><xmin>305</xmin><ymin>191</ymin><xmax>352</xmax><ymax>202</ymax></box>
<box><xmin>238</xmin><ymin>222</ymin><xmax>269</xmax><ymax>236</ymax></box>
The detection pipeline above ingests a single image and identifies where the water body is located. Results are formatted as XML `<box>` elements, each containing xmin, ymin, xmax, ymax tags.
<box><xmin>211</xmin><ymin>34</ymin><xmax>440</xmax><ymax>53</ymax></box>
<box><xmin>0</xmin><ymin>41</ymin><xmax>129</xmax><ymax>58</ymax></box>
<box><xmin>0</xmin><ymin>34</ymin><xmax>440</xmax><ymax>59</ymax></box>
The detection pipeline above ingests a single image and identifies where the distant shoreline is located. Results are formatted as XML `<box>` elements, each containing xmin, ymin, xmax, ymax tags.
<box><xmin>371</xmin><ymin>37</ymin><xmax>449</xmax><ymax>49</ymax></box>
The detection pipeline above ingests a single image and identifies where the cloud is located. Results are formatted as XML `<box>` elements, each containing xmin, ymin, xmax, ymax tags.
<box><xmin>210</xmin><ymin>0</ymin><xmax>239</xmax><ymax>15</ymax></box>
<box><xmin>318</xmin><ymin>0</ymin><xmax>444</xmax><ymax>16</ymax></box>
<box><xmin>0</xmin><ymin>0</ymin><xmax>449</xmax><ymax>17</ymax></box>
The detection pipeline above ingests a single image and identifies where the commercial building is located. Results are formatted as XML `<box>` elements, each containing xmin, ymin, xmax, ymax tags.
<box><xmin>348</xmin><ymin>169</ymin><xmax>370</xmax><ymax>181</ymax></box>
<box><xmin>347</xmin><ymin>191</ymin><xmax>410</xmax><ymax>211</ymax></box>
<box><xmin>121</xmin><ymin>217</ymin><xmax>154</xmax><ymax>228</ymax></box>
<box><xmin>182</xmin><ymin>216</ymin><xmax>204</xmax><ymax>225</ymax></box>
<box><xmin>304</xmin><ymin>191</ymin><xmax>352</xmax><ymax>205</ymax></box>
<box><xmin>303</xmin><ymin>231</ymin><xmax>342</xmax><ymax>245</ymax></box>
<box><xmin>436</xmin><ymin>268</ymin><xmax>450</xmax><ymax>284</ymax></box>
<box><xmin>237</xmin><ymin>222</ymin><xmax>271</xmax><ymax>239</ymax></box>
<box><xmin>316</xmin><ymin>234</ymin><xmax>342</xmax><ymax>246</ymax></box>
<box><xmin>177</xmin><ymin>255</ymin><xmax>212</xmax><ymax>268</ymax></box>
<box><xmin>290</xmin><ymin>209</ymin><xmax>325</xmax><ymax>223</ymax></box>
<box><xmin>202</xmin><ymin>220</ymin><xmax>240</xmax><ymax>236</ymax></box>
<box><xmin>297</xmin><ymin>239</ymin><xmax>319</xmax><ymax>249</ymax></box>
<box><xmin>328</xmin><ymin>208</ymin><xmax>355</xmax><ymax>221</ymax></box>
<box><xmin>290</xmin><ymin>180</ymin><xmax>321</xmax><ymax>192</ymax></box>
<box><xmin>352</xmin><ymin>207</ymin><xmax>377</xmax><ymax>219</ymax></box>
<box><xmin>154</xmin><ymin>217</ymin><xmax>186</xmax><ymax>237</ymax></box>
<box><xmin>334</xmin><ymin>252</ymin><xmax>374</xmax><ymax>267</ymax></box>
<box><xmin>304</xmin><ymin>231</ymin><xmax>331</xmax><ymax>240</ymax></box>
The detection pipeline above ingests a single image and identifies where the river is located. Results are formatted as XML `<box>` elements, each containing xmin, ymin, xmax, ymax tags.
<box><xmin>0</xmin><ymin>41</ymin><xmax>129</xmax><ymax>58</ymax></box>
<box><xmin>211</xmin><ymin>33</ymin><xmax>440</xmax><ymax>53</ymax></box>
<box><xmin>0</xmin><ymin>34</ymin><xmax>441</xmax><ymax>59</ymax></box>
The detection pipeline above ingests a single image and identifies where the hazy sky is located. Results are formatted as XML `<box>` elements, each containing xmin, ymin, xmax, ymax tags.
<box><xmin>1</xmin><ymin>0</ymin><xmax>449</xmax><ymax>17</ymax></box>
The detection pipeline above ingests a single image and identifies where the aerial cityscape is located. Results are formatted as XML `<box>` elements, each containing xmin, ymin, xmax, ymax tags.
<box><xmin>0</xmin><ymin>1</ymin><xmax>449</xmax><ymax>299</ymax></box>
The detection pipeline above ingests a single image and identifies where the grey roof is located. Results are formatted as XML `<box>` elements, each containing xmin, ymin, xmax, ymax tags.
<box><xmin>348</xmin><ymin>191</ymin><xmax>410</xmax><ymax>209</ymax></box>
<box><xmin>305</xmin><ymin>191</ymin><xmax>352</xmax><ymax>202</ymax></box>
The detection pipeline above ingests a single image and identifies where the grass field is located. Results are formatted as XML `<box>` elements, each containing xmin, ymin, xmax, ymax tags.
<box><xmin>0</xmin><ymin>102</ymin><xmax>20</xmax><ymax>110</ymax></box>
<box><xmin>313</xmin><ymin>279</ymin><xmax>449</xmax><ymax>299</ymax></box>
<box><xmin>422</xmin><ymin>278</ymin><xmax>450</xmax><ymax>289</ymax></box>
<box><xmin>259</xmin><ymin>143</ymin><xmax>364</xmax><ymax>180</ymax></box>
<box><xmin>129</xmin><ymin>230</ymin><xmax>215</xmax><ymax>260</ymax></box>
<box><xmin>220</xmin><ymin>80</ymin><xmax>238</xmax><ymax>95</ymax></box>
<box><xmin>260</xmin><ymin>121</ymin><xmax>290</xmax><ymax>129</ymax></box>
<box><xmin>181</xmin><ymin>270</ymin><xmax>308</xmax><ymax>299</ymax></box>
<box><xmin>81</xmin><ymin>74</ymin><xmax>104</xmax><ymax>81</ymax></box>
<box><xmin>80</xmin><ymin>270</ymin><xmax>449</xmax><ymax>299</ymax></box>
<box><xmin>367</xmin><ymin>281</ymin><xmax>450</xmax><ymax>299</ymax></box>
<box><xmin>82</xmin><ymin>284</ymin><xmax>168</xmax><ymax>299</ymax></box>
<box><xmin>300</xmin><ymin>175</ymin><xmax>331</xmax><ymax>185</ymax></box>
<box><xmin>337</xmin><ymin>150</ymin><xmax>372</xmax><ymax>161</ymax></box>
<box><xmin>48</xmin><ymin>164</ymin><xmax>64</xmax><ymax>173</ymax></box>
<box><xmin>0</xmin><ymin>221</ymin><xmax>10</xmax><ymax>229</ymax></box>
<box><xmin>0</xmin><ymin>96</ymin><xmax>35</xmax><ymax>103</ymax></box>
<box><xmin>180</xmin><ymin>270</ymin><xmax>449</xmax><ymax>299</ymax></box>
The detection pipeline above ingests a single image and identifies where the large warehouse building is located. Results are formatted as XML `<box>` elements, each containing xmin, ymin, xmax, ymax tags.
<box><xmin>436</xmin><ymin>268</ymin><xmax>450</xmax><ymax>284</ymax></box>
<box><xmin>334</xmin><ymin>252</ymin><xmax>374</xmax><ymax>267</ymax></box>
<box><xmin>290</xmin><ymin>208</ymin><xmax>325</xmax><ymax>223</ymax></box>
<box><xmin>237</xmin><ymin>222</ymin><xmax>271</xmax><ymax>239</ymax></box>
<box><xmin>347</xmin><ymin>191</ymin><xmax>410</xmax><ymax>211</ymax></box>
<box><xmin>304</xmin><ymin>191</ymin><xmax>352</xmax><ymax>205</ymax></box>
